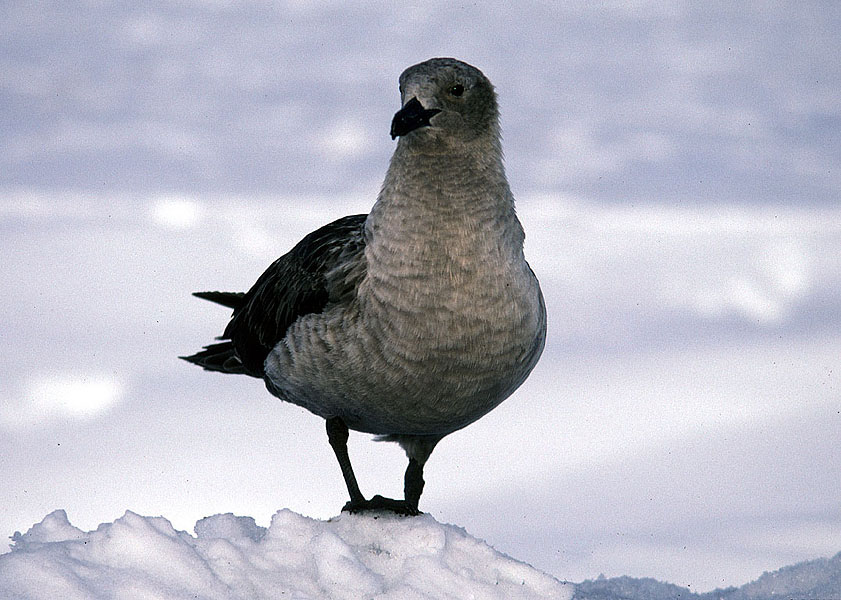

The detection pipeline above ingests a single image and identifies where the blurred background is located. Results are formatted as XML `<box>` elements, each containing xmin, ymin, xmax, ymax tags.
<box><xmin>1</xmin><ymin>1</ymin><xmax>839</xmax><ymax>592</ymax></box>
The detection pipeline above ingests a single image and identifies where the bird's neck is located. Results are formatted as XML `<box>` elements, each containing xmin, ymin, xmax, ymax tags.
<box><xmin>376</xmin><ymin>138</ymin><xmax>511</xmax><ymax>217</ymax></box>
<box><xmin>365</xmin><ymin>139</ymin><xmax>525</xmax><ymax>271</ymax></box>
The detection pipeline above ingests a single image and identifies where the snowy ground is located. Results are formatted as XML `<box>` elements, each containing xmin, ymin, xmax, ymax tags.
<box><xmin>3</xmin><ymin>508</ymin><xmax>840</xmax><ymax>600</ymax></box>
<box><xmin>0</xmin><ymin>509</ymin><xmax>571</xmax><ymax>600</ymax></box>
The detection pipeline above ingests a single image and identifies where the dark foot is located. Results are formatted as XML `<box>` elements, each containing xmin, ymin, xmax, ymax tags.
<box><xmin>342</xmin><ymin>494</ymin><xmax>421</xmax><ymax>516</ymax></box>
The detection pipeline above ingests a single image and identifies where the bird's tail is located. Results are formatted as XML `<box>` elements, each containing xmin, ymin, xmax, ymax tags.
<box><xmin>192</xmin><ymin>291</ymin><xmax>245</xmax><ymax>310</ymax></box>
<box><xmin>180</xmin><ymin>341</ymin><xmax>246</xmax><ymax>375</ymax></box>
<box><xmin>181</xmin><ymin>291</ymin><xmax>249</xmax><ymax>374</ymax></box>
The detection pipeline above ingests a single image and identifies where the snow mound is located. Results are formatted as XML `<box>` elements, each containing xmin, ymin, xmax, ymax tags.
<box><xmin>0</xmin><ymin>509</ymin><xmax>571</xmax><ymax>600</ymax></box>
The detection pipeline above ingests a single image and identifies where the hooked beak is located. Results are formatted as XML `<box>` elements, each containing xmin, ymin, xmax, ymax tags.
<box><xmin>390</xmin><ymin>97</ymin><xmax>441</xmax><ymax>139</ymax></box>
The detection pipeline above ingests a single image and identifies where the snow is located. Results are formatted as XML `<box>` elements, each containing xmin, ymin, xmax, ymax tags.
<box><xmin>0</xmin><ymin>509</ymin><xmax>572</xmax><ymax>600</ymax></box>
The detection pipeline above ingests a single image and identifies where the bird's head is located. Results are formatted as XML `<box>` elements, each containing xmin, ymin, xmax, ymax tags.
<box><xmin>390</xmin><ymin>58</ymin><xmax>500</xmax><ymax>150</ymax></box>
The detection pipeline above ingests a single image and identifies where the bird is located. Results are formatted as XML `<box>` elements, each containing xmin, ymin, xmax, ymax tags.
<box><xmin>182</xmin><ymin>58</ymin><xmax>546</xmax><ymax>516</ymax></box>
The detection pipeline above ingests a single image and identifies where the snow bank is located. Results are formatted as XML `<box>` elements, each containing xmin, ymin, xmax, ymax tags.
<box><xmin>0</xmin><ymin>509</ymin><xmax>571</xmax><ymax>600</ymax></box>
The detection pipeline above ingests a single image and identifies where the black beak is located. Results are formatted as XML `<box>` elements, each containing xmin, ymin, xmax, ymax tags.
<box><xmin>390</xmin><ymin>97</ymin><xmax>441</xmax><ymax>139</ymax></box>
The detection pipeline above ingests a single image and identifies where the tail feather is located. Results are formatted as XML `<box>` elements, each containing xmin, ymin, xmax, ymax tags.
<box><xmin>193</xmin><ymin>291</ymin><xmax>245</xmax><ymax>310</ymax></box>
<box><xmin>180</xmin><ymin>341</ymin><xmax>247</xmax><ymax>375</ymax></box>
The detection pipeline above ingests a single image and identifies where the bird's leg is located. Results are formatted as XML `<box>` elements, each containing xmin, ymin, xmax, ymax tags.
<box><xmin>326</xmin><ymin>417</ymin><xmax>365</xmax><ymax>505</ymax></box>
<box><xmin>404</xmin><ymin>457</ymin><xmax>425</xmax><ymax>511</ymax></box>
<box><xmin>327</xmin><ymin>418</ymin><xmax>416</xmax><ymax>514</ymax></box>
<box><xmin>326</xmin><ymin>421</ymin><xmax>434</xmax><ymax>516</ymax></box>
<box><xmin>344</xmin><ymin>456</ymin><xmax>426</xmax><ymax>516</ymax></box>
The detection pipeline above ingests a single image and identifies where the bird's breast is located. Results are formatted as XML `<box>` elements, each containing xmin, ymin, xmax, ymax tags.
<box><xmin>264</xmin><ymin>205</ymin><xmax>546</xmax><ymax>436</ymax></box>
<box><xmin>352</xmin><ymin>221</ymin><xmax>545</xmax><ymax>407</ymax></box>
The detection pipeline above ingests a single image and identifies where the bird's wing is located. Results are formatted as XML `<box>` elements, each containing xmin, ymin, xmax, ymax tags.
<box><xmin>222</xmin><ymin>213</ymin><xmax>368</xmax><ymax>376</ymax></box>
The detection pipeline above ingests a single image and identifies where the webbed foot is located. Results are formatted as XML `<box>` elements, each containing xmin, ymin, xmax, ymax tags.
<box><xmin>342</xmin><ymin>494</ymin><xmax>421</xmax><ymax>516</ymax></box>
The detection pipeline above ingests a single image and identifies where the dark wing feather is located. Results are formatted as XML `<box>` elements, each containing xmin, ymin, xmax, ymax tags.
<box><xmin>220</xmin><ymin>213</ymin><xmax>368</xmax><ymax>376</ymax></box>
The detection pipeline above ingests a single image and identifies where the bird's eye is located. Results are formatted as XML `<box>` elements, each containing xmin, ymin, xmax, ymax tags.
<box><xmin>449</xmin><ymin>84</ymin><xmax>465</xmax><ymax>97</ymax></box>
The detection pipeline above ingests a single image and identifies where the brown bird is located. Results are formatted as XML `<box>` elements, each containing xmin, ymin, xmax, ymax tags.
<box><xmin>182</xmin><ymin>58</ymin><xmax>546</xmax><ymax>515</ymax></box>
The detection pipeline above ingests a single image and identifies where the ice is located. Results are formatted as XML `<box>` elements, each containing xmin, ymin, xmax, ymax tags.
<box><xmin>0</xmin><ymin>509</ymin><xmax>572</xmax><ymax>600</ymax></box>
